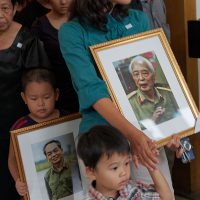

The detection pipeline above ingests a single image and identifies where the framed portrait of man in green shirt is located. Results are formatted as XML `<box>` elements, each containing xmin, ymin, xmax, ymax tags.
<box><xmin>90</xmin><ymin>29</ymin><xmax>199</xmax><ymax>146</ymax></box>
<box><xmin>11</xmin><ymin>113</ymin><xmax>85</xmax><ymax>200</ymax></box>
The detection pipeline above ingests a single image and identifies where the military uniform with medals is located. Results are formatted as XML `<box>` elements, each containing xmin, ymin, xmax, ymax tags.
<box><xmin>129</xmin><ymin>86</ymin><xmax>179</xmax><ymax>130</ymax></box>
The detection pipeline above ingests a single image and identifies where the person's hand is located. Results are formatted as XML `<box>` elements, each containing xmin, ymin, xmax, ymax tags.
<box><xmin>148</xmin><ymin>140</ymin><xmax>159</xmax><ymax>156</ymax></box>
<box><xmin>166</xmin><ymin>134</ymin><xmax>181</xmax><ymax>151</ymax></box>
<box><xmin>166</xmin><ymin>134</ymin><xmax>184</xmax><ymax>158</ymax></box>
<box><xmin>176</xmin><ymin>146</ymin><xmax>184</xmax><ymax>158</ymax></box>
<box><xmin>152</xmin><ymin>106</ymin><xmax>165</xmax><ymax>123</ymax></box>
<box><xmin>130</xmin><ymin>132</ymin><xmax>159</xmax><ymax>171</ymax></box>
<box><xmin>15</xmin><ymin>178</ymin><xmax>28</xmax><ymax>196</ymax></box>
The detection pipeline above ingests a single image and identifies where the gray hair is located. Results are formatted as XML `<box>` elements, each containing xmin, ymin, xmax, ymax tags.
<box><xmin>128</xmin><ymin>55</ymin><xmax>155</xmax><ymax>75</ymax></box>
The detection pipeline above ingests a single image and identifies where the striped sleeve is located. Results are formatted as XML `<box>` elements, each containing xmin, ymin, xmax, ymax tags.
<box><xmin>10</xmin><ymin>116</ymin><xmax>32</xmax><ymax>131</ymax></box>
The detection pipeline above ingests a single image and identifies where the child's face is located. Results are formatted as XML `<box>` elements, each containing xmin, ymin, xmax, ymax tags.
<box><xmin>88</xmin><ymin>153</ymin><xmax>131</xmax><ymax>197</ymax></box>
<box><xmin>49</xmin><ymin>0</ymin><xmax>74</xmax><ymax>15</ymax></box>
<box><xmin>21</xmin><ymin>81</ymin><xmax>59</xmax><ymax>121</ymax></box>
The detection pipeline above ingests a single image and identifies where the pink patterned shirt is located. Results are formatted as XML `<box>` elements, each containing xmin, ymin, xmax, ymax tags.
<box><xmin>85</xmin><ymin>180</ymin><xmax>160</xmax><ymax>200</ymax></box>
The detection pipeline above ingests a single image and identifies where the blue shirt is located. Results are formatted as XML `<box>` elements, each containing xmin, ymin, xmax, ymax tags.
<box><xmin>59</xmin><ymin>9</ymin><xmax>150</xmax><ymax>133</ymax></box>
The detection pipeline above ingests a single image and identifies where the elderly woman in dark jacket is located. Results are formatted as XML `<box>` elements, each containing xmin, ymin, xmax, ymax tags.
<box><xmin>0</xmin><ymin>0</ymin><xmax>50</xmax><ymax>198</ymax></box>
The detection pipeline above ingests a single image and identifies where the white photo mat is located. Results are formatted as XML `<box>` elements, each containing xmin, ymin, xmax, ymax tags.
<box><xmin>90</xmin><ymin>29</ymin><xmax>199</xmax><ymax>146</ymax></box>
<box><xmin>11</xmin><ymin>113</ymin><xmax>86</xmax><ymax>200</ymax></box>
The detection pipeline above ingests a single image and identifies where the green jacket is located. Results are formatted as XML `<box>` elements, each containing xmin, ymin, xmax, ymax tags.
<box><xmin>44</xmin><ymin>159</ymin><xmax>73</xmax><ymax>200</ymax></box>
<box><xmin>129</xmin><ymin>87</ymin><xmax>179</xmax><ymax>130</ymax></box>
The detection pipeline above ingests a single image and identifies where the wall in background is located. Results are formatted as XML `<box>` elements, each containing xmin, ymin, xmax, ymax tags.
<box><xmin>196</xmin><ymin>0</ymin><xmax>200</xmax><ymax>107</ymax></box>
<box><xmin>166</xmin><ymin>0</ymin><xmax>200</xmax><ymax>194</ymax></box>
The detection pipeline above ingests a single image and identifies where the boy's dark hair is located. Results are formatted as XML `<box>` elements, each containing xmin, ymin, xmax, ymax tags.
<box><xmin>43</xmin><ymin>140</ymin><xmax>62</xmax><ymax>156</ymax></box>
<box><xmin>77</xmin><ymin>125</ymin><xmax>130</xmax><ymax>169</ymax></box>
<box><xmin>76</xmin><ymin>0</ymin><xmax>131</xmax><ymax>31</ymax></box>
<box><xmin>21</xmin><ymin>68</ymin><xmax>57</xmax><ymax>92</ymax></box>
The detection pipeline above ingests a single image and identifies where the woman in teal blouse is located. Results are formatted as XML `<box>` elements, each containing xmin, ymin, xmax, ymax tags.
<box><xmin>58</xmin><ymin>1</ymin><xmax>180</xmax><ymax>192</ymax></box>
<box><xmin>58</xmin><ymin>0</ymin><xmax>160</xmax><ymax>169</ymax></box>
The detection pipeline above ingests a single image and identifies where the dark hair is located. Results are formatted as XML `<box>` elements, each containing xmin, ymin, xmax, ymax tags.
<box><xmin>68</xmin><ymin>0</ymin><xmax>77</xmax><ymax>20</ymax></box>
<box><xmin>76</xmin><ymin>0</ymin><xmax>131</xmax><ymax>31</ymax></box>
<box><xmin>77</xmin><ymin>125</ymin><xmax>130</xmax><ymax>169</ymax></box>
<box><xmin>43</xmin><ymin>140</ymin><xmax>62</xmax><ymax>156</ymax></box>
<box><xmin>11</xmin><ymin>0</ymin><xmax>24</xmax><ymax>6</ymax></box>
<box><xmin>21</xmin><ymin>68</ymin><xmax>57</xmax><ymax>92</ymax></box>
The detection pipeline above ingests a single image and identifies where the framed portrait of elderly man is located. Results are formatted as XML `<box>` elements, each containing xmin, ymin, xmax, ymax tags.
<box><xmin>11</xmin><ymin>113</ymin><xmax>85</xmax><ymax>200</ymax></box>
<box><xmin>90</xmin><ymin>28</ymin><xmax>199</xmax><ymax>146</ymax></box>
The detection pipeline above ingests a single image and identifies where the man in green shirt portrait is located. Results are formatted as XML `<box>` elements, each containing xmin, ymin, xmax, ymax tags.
<box><xmin>43</xmin><ymin>140</ymin><xmax>73</xmax><ymax>200</ymax></box>
<box><xmin>128</xmin><ymin>55</ymin><xmax>179</xmax><ymax>130</ymax></box>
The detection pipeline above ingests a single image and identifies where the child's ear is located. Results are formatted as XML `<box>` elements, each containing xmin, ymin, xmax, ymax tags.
<box><xmin>21</xmin><ymin>92</ymin><xmax>27</xmax><ymax>104</ymax></box>
<box><xmin>85</xmin><ymin>167</ymin><xmax>96</xmax><ymax>181</ymax></box>
<box><xmin>55</xmin><ymin>88</ymin><xmax>60</xmax><ymax>101</ymax></box>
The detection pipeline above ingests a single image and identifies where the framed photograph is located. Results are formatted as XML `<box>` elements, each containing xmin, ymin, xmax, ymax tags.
<box><xmin>90</xmin><ymin>28</ymin><xmax>199</xmax><ymax>146</ymax></box>
<box><xmin>11</xmin><ymin>113</ymin><xmax>85</xmax><ymax>200</ymax></box>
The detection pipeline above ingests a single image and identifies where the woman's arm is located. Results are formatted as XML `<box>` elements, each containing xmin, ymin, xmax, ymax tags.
<box><xmin>93</xmin><ymin>98</ymin><xmax>158</xmax><ymax>170</ymax></box>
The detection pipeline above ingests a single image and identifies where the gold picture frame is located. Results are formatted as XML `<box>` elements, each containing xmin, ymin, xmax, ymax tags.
<box><xmin>90</xmin><ymin>28</ymin><xmax>198</xmax><ymax>146</ymax></box>
<box><xmin>11</xmin><ymin>113</ymin><xmax>85</xmax><ymax>200</ymax></box>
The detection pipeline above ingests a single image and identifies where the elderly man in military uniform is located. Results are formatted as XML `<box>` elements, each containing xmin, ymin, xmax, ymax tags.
<box><xmin>128</xmin><ymin>55</ymin><xmax>179</xmax><ymax>130</ymax></box>
<box><xmin>43</xmin><ymin>140</ymin><xmax>73</xmax><ymax>200</ymax></box>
